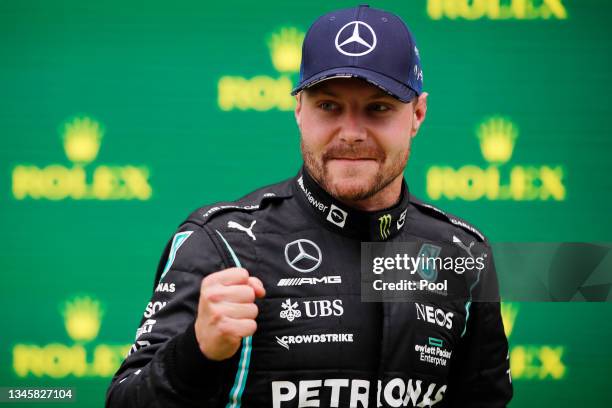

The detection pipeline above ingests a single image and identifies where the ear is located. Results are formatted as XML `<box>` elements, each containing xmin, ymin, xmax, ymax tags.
<box><xmin>410</xmin><ymin>92</ymin><xmax>428</xmax><ymax>138</ymax></box>
<box><xmin>294</xmin><ymin>93</ymin><xmax>302</xmax><ymax>130</ymax></box>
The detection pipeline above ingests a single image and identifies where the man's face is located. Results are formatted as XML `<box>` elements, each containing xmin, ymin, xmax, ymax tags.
<box><xmin>295</xmin><ymin>78</ymin><xmax>428</xmax><ymax>204</ymax></box>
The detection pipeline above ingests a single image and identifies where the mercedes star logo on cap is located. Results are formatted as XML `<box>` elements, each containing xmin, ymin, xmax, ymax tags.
<box><xmin>335</xmin><ymin>21</ymin><xmax>377</xmax><ymax>56</ymax></box>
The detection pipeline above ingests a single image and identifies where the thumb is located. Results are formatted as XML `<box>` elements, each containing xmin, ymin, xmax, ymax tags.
<box><xmin>247</xmin><ymin>276</ymin><xmax>266</xmax><ymax>299</ymax></box>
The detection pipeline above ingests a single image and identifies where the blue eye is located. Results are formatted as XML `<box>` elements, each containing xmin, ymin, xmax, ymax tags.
<box><xmin>319</xmin><ymin>102</ymin><xmax>339</xmax><ymax>111</ymax></box>
<box><xmin>369</xmin><ymin>104</ymin><xmax>390</xmax><ymax>112</ymax></box>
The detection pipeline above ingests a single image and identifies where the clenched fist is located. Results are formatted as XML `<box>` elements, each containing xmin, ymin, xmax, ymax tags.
<box><xmin>194</xmin><ymin>267</ymin><xmax>265</xmax><ymax>361</ymax></box>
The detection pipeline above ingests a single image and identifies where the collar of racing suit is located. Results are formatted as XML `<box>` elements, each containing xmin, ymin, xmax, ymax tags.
<box><xmin>293</xmin><ymin>166</ymin><xmax>411</xmax><ymax>241</ymax></box>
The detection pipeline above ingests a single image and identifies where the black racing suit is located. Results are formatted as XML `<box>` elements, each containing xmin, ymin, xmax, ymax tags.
<box><xmin>106</xmin><ymin>168</ymin><xmax>512</xmax><ymax>407</ymax></box>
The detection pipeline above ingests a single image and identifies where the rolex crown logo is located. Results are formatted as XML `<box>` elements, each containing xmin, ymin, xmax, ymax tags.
<box><xmin>62</xmin><ymin>116</ymin><xmax>103</xmax><ymax>165</ymax></box>
<box><xmin>62</xmin><ymin>295</ymin><xmax>104</xmax><ymax>342</ymax></box>
<box><xmin>378</xmin><ymin>214</ymin><xmax>392</xmax><ymax>240</ymax></box>
<box><xmin>501</xmin><ymin>302</ymin><xmax>520</xmax><ymax>338</ymax></box>
<box><xmin>267</xmin><ymin>27</ymin><xmax>304</xmax><ymax>73</ymax></box>
<box><xmin>477</xmin><ymin>116</ymin><xmax>518</xmax><ymax>164</ymax></box>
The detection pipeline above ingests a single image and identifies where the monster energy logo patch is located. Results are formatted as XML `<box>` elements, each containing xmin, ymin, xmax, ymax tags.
<box><xmin>417</xmin><ymin>243</ymin><xmax>442</xmax><ymax>282</ymax></box>
<box><xmin>378</xmin><ymin>214</ymin><xmax>392</xmax><ymax>239</ymax></box>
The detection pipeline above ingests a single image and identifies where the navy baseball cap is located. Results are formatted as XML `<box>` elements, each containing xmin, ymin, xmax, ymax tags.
<box><xmin>291</xmin><ymin>5</ymin><xmax>423</xmax><ymax>103</ymax></box>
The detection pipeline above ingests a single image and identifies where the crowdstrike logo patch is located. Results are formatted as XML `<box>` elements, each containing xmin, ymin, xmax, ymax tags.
<box><xmin>275</xmin><ymin>333</ymin><xmax>354</xmax><ymax>350</ymax></box>
<box><xmin>335</xmin><ymin>21</ymin><xmax>377</xmax><ymax>56</ymax></box>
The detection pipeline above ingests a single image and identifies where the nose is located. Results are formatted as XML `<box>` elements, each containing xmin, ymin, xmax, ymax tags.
<box><xmin>338</xmin><ymin>108</ymin><xmax>366</xmax><ymax>144</ymax></box>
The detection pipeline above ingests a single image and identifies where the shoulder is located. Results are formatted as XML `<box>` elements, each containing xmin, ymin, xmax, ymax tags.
<box><xmin>407</xmin><ymin>194</ymin><xmax>489</xmax><ymax>246</ymax></box>
<box><xmin>151</xmin><ymin>177</ymin><xmax>295</xmax><ymax>285</ymax></box>
<box><xmin>180</xmin><ymin>176</ymin><xmax>295</xmax><ymax>230</ymax></box>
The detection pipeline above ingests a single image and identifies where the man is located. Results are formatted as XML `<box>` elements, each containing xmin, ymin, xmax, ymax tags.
<box><xmin>106</xmin><ymin>5</ymin><xmax>512</xmax><ymax>407</ymax></box>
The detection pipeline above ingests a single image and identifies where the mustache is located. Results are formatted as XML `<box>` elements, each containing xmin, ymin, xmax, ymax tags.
<box><xmin>322</xmin><ymin>144</ymin><xmax>385</xmax><ymax>161</ymax></box>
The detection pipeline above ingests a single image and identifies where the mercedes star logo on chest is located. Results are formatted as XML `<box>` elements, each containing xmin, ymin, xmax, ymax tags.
<box><xmin>284</xmin><ymin>239</ymin><xmax>322</xmax><ymax>273</ymax></box>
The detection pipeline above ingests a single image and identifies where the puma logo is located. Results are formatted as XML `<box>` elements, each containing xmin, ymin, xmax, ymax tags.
<box><xmin>452</xmin><ymin>235</ymin><xmax>474</xmax><ymax>258</ymax></box>
<box><xmin>228</xmin><ymin>220</ymin><xmax>257</xmax><ymax>241</ymax></box>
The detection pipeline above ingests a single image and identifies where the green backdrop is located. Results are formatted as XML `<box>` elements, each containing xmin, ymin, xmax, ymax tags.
<box><xmin>1</xmin><ymin>0</ymin><xmax>611</xmax><ymax>406</ymax></box>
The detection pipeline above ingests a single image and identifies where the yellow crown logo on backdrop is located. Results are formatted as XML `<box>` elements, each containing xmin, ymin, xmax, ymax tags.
<box><xmin>62</xmin><ymin>295</ymin><xmax>104</xmax><ymax>342</ymax></box>
<box><xmin>62</xmin><ymin>116</ymin><xmax>103</xmax><ymax>165</ymax></box>
<box><xmin>501</xmin><ymin>302</ymin><xmax>519</xmax><ymax>338</ymax></box>
<box><xmin>267</xmin><ymin>27</ymin><xmax>304</xmax><ymax>73</ymax></box>
<box><xmin>477</xmin><ymin>116</ymin><xmax>517</xmax><ymax>164</ymax></box>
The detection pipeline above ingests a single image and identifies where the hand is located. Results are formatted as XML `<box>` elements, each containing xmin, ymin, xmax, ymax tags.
<box><xmin>194</xmin><ymin>267</ymin><xmax>265</xmax><ymax>361</ymax></box>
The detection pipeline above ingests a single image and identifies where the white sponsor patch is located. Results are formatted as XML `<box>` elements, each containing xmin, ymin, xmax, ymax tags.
<box><xmin>279</xmin><ymin>299</ymin><xmax>344</xmax><ymax>322</ymax></box>
<box><xmin>276</xmin><ymin>333</ymin><xmax>353</xmax><ymax>349</ymax></box>
<box><xmin>272</xmin><ymin>377</ymin><xmax>447</xmax><ymax>408</ymax></box>
<box><xmin>135</xmin><ymin>319</ymin><xmax>156</xmax><ymax>340</ymax></box>
<box><xmin>277</xmin><ymin>276</ymin><xmax>341</xmax><ymax>286</ymax></box>
<box><xmin>415</xmin><ymin>303</ymin><xmax>453</xmax><ymax>330</ymax></box>
<box><xmin>155</xmin><ymin>282</ymin><xmax>175</xmax><ymax>293</ymax></box>
<box><xmin>297</xmin><ymin>176</ymin><xmax>328</xmax><ymax>213</ymax></box>
<box><xmin>143</xmin><ymin>301</ymin><xmax>166</xmax><ymax>318</ymax></box>
<box><xmin>415</xmin><ymin>338</ymin><xmax>452</xmax><ymax>368</ymax></box>
<box><xmin>326</xmin><ymin>204</ymin><xmax>348</xmax><ymax>228</ymax></box>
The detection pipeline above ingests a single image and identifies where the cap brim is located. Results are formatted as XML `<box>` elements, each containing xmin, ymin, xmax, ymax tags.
<box><xmin>291</xmin><ymin>67</ymin><xmax>417</xmax><ymax>103</ymax></box>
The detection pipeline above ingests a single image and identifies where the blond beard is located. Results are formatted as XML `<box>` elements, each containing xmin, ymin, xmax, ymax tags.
<box><xmin>301</xmin><ymin>138</ymin><xmax>410</xmax><ymax>202</ymax></box>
